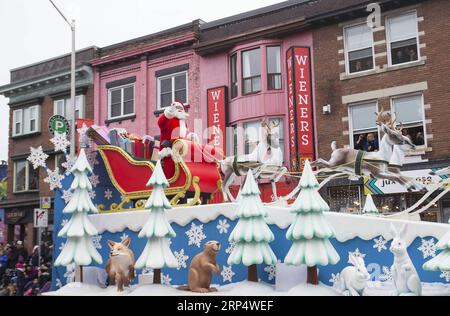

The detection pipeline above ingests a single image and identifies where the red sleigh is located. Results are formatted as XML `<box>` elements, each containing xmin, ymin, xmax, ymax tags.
<box><xmin>97</xmin><ymin>139</ymin><xmax>223</xmax><ymax>212</ymax></box>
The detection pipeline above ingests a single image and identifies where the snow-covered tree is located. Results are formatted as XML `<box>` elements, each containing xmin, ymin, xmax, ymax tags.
<box><xmin>135</xmin><ymin>160</ymin><xmax>178</xmax><ymax>284</ymax></box>
<box><xmin>228</xmin><ymin>171</ymin><xmax>277</xmax><ymax>282</ymax></box>
<box><xmin>362</xmin><ymin>194</ymin><xmax>380</xmax><ymax>216</ymax></box>
<box><xmin>423</xmin><ymin>220</ymin><xmax>450</xmax><ymax>273</ymax></box>
<box><xmin>55</xmin><ymin>149</ymin><xmax>103</xmax><ymax>268</ymax></box>
<box><xmin>284</xmin><ymin>160</ymin><xmax>340</xmax><ymax>285</ymax></box>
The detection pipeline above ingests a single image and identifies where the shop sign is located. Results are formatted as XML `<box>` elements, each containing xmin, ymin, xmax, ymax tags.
<box><xmin>286</xmin><ymin>47</ymin><xmax>315</xmax><ymax>171</ymax></box>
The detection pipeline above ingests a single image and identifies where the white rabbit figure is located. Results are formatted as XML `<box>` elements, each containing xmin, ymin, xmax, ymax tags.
<box><xmin>339</xmin><ymin>253</ymin><xmax>370</xmax><ymax>296</ymax></box>
<box><xmin>389</xmin><ymin>224</ymin><xmax>422</xmax><ymax>296</ymax></box>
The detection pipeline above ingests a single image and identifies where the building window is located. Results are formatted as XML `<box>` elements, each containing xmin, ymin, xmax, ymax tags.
<box><xmin>157</xmin><ymin>71</ymin><xmax>188</xmax><ymax>109</ymax></box>
<box><xmin>387</xmin><ymin>12</ymin><xmax>420</xmax><ymax>66</ymax></box>
<box><xmin>14</xmin><ymin>160</ymin><xmax>38</xmax><ymax>193</ymax></box>
<box><xmin>267</xmin><ymin>46</ymin><xmax>282</xmax><ymax>90</ymax></box>
<box><xmin>243</xmin><ymin>118</ymin><xmax>284</xmax><ymax>159</ymax></box>
<box><xmin>227</xmin><ymin>125</ymin><xmax>238</xmax><ymax>157</ymax></box>
<box><xmin>54</xmin><ymin>95</ymin><xmax>85</xmax><ymax>121</ymax></box>
<box><xmin>244</xmin><ymin>120</ymin><xmax>260</xmax><ymax>155</ymax></box>
<box><xmin>391</xmin><ymin>94</ymin><xmax>425</xmax><ymax>147</ymax></box>
<box><xmin>344</xmin><ymin>24</ymin><xmax>374</xmax><ymax>74</ymax></box>
<box><xmin>242</xmin><ymin>48</ymin><xmax>261</xmax><ymax>95</ymax></box>
<box><xmin>327</xmin><ymin>186</ymin><xmax>362</xmax><ymax>214</ymax></box>
<box><xmin>12</xmin><ymin>105</ymin><xmax>40</xmax><ymax>137</ymax></box>
<box><xmin>349</xmin><ymin>102</ymin><xmax>380</xmax><ymax>152</ymax></box>
<box><xmin>108</xmin><ymin>84</ymin><xmax>135</xmax><ymax>119</ymax></box>
<box><xmin>230</xmin><ymin>54</ymin><xmax>238</xmax><ymax>99</ymax></box>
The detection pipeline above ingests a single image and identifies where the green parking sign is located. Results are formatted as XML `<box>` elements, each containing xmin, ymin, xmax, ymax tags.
<box><xmin>48</xmin><ymin>115</ymin><xmax>70</xmax><ymax>135</ymax></box>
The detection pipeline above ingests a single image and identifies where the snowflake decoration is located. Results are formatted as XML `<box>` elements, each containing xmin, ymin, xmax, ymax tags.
<box><xmin>216</xmin><ymin>219</ymin><xmax>230</xmax><ymax>235</ymax></box>
<box><xmin>120</xmin><ymin>233</ymin><xmax>129</xmax><ymax>243</ymax></box>
<box><xmin>373</xmin><ymin>236</ymin><xmax>388</xmax><ymax>253</ymax></box>
<box><xmin>329</xmin><ymin>273</ymin><xmax>341</xmax><ymax>287</ymax></box>
<box><xmin>418</xmin><ymin>238</ymin><xmax>437</xmax><ymax>259</ymax></box>
<box><xmin>55</xmin><ymin>278</ymin><xmax>63</xmax><ymax>289</ymax></box>
<box><xmin>92</xmin><ymin>235</ymin><xmax>102</xmax><ymax>250</ymax></box>
<box><xmin>264</xmin><ymin>260</ymin><xmax>281</xmax><ymax>281</ymax></box>
<box><xmin>225</xmin><ymin>241</ymin><xmax>236</xmax><ymax>255</ymax></box>
<box><xmin>185</xmin><ymin>223</ymin><xmax>207</xmax><ymax>248</ymax></box>
<box><xmin>61</xmin><ymin>219</ymin><xmax>69</xmax><ymax>228</ymax></box>
<box><xmin>62</xmin><ymin>156</ymin><xmax>77</xmax><ymax>175</ymax></box>
<box><xmin>44</xmin><ymin>168</ymin><xmax>64</xmax><ymax>190</ymax></box>
<box><xmin>379</xmin><ymin>266</ymin><xmax>393</xmax><ymax>282</ymax></box>
<box><xmin>62</xmin><ymin>190</ymin><xmax>74</xmax><ymax>204</ymax></box>
<box><xmin>162</xmin><ymin>274</ymin><xmax>172</xmax><ymax>286</ymax></box>
<box><xmin>85</xmin><ymin>150</ymin><xmax>99</xmax><ymax>167</ymax></box>
<box><xmin>50</xmin><ymin>133</ymin><xmax>70</xmax><ymax>152</ymax></box>
<box><xmin>89</xmin><ymin>190</ymin><xmax>97</xmax><ymax>200</ymax></box>
<box><xmin>27</xmin><ymin>146</ymin><xmax>49</xmax><ymax>170</ymax></box>
<box><xmin>440</xmin><ymin>271</ymin><xmax>450</xmax><ymax>283</ymax></box>
<box><xmin>348</xmin><ymin>248</ymin><xmax>366</xmax><ymax>262</ymax></box>
<box><xmin>221</xmin><ymin>265</ymin><xmax>235</xmax><ymax>283</ymax></box>
<box><xmin>64</xmin><ymin>263</ymin><xmax>76</xmax><ymax>284</ymax></box>
<box><xmin>104</xmin><ymin>189</ymin><xmax>113</xmax><ymax>201</ymax></box>
<box><xmin>89</xmin><ymin>174</ymin><xmax>100</xmax><ymax>188</ymax></box>
<box><xmin>174</xmin><ymin>249</ymin><xmax>189</xmax><ymax>270</ymax></box>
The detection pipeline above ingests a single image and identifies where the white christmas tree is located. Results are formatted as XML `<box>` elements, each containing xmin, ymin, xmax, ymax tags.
<box><xmin>135</xmin><ymin>160</ymin><xmax>178</xmax><ymax>284</ymax></box>
<box><xmin>284</xmin><ymin>160</ymin><xmax>340</xmax><ymax>285</ymax></box>
<box><xmin>228</xmin><ymin>171</ymin><xmax>277</xmax><ymax>282</ymax></box>
<box><xmin>423</xmin><ymin>220</ymin><xmax>450</xmax><ymax>272</ymax></box>
<box><xmin>55</xmin><ymin>149</ymin><xmax>103</xmax><ymax>267</ymax></box>
<box><xmin>362</xmin><ymin>194</ymin><xmax>380</xmax><ymax>216</ymax></box>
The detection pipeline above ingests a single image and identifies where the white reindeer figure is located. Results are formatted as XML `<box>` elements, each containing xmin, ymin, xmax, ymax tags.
<box><xmin>311</xmin><ymin>109</ymin><xmax>423</xmax><ymax>192</ymax></box>
<box><xmin>220</xmin><ymin>118</ymin><xmax>287</xmax><ymax>202</ymax></box>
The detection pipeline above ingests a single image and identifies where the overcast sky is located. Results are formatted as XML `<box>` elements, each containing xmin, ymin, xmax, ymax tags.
<box><xmin>0</xmin><ymin>0</ymin><xmax>283</xmax><ymax>161</ymax></box>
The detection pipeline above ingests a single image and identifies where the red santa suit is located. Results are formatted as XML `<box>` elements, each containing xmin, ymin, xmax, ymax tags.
<box><xmin>158</xmin><ymin>101</ymin><xmax>189</xmax><ymax>178</ymax></box>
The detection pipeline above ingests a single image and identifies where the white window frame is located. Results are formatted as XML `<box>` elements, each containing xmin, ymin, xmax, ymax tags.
<box><xmin>390</xmin><ymin>93</ymin><xmax>427</xmax><ymax>149</ymax></box>
<box><xmin>54</xmin><ymin>95</ymin><xmax>86</xmax><ymax>120</ymax></box>
<box><xmin>343</xmin><ymin>23</ymin><xmax>375</xmax><ymax>75</ymax></box>
<box><xmin>157</xmin><ymin>71</ymin><xmax>189</xmax><ymax>109</ymax></box>
<box><xmin>107</xmin><ymin>84</ymin><xmax>135</xmax><ymax>120</ymax></box>
<box><xmin>348</xmin><ymin>101</ymin><xmax>381</xmax><ymax>150</ymax></box>
<box><xmin>386</xmin><ymin>11</ymin><xmax>421</xmax><ymax>67</ymax></box>
<box><xmin>13</xmin><ymin>160</ymin><xmax>37</xmax><ymax>193</ymax></box>
<box><xmin>12</xmin><ymin>105</ymin><xmax>40</xmax><ymax>137</ymax></box>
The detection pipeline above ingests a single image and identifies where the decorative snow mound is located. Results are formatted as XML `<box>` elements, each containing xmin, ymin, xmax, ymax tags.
<box><xmin>44</xmin><ymin>281</ymin><xmax>450</xmax><ymax>296</ymax></box>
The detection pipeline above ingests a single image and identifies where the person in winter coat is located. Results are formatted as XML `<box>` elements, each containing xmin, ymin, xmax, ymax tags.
<box><xmin>15</xmin><ymin>263</ymin><xmax>26</xmax><ymax>296</ymax></box>
<box><xmin>31</xmin><ymin>246</ymin><xmax>40</xmax><ymax>267</ymax></box>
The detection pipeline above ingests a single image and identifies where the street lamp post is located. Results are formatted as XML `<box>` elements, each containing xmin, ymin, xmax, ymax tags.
<box><xmin>49</xmin><ymin>0</ymin><xmax>76</xmax><ymax>158</ymax></box>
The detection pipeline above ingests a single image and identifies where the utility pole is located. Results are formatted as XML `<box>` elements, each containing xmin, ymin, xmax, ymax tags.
<box><xmin>49</xmin><ymin>0</ymin><xmax>76</xmax><ymax>158</ymax></box>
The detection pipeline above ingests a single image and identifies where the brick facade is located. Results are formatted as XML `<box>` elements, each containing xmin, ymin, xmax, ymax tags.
<box><xmin>313</xmin><ymin>0</ymin><xmax>450</xmax><ymax>162</ymax></box>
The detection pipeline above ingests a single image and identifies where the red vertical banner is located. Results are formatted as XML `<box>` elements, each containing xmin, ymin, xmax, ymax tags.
<box><xmin>286</xmin><ymin>47</ymin><xmax>316</xmax><ymax>172</ymax></box>
<box><xmin>207</xmin><ymin>86</ymin><xmax>228</xmax><ymax>158</ymax></box>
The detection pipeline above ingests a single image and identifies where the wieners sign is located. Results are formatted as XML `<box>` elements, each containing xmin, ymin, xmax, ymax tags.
<box><xmin>207</xmin><ymin>86</ymin><xmax>228</xmax><ymax>157</ymax></box>
<box><xmin>286</xmin><ymin>47</ymin><xmax>315</xmax><ymax>172</ymax></box>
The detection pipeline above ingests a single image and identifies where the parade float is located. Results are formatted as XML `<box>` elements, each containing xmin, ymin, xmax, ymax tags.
<box><xmin>28</xmin><ymin>103</ymin><xmax>449</xmax><ymax>296</ymax></box>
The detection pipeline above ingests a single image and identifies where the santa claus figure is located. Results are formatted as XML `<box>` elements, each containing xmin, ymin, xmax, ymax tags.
<box><xmin>158</xmin><ymin>101</ymin><xmax>196</xmax><ymax>177</ymax></box>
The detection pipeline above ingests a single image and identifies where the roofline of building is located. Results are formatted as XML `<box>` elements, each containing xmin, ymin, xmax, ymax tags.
<box><xmin>200</xmin><ymin>0</ymin><xmax>309</xmax><ymax>30</ymax></box>
<box><xmin>98</xmin><ymin>19</ymin><xmax>204</xmax><ymax>54</ymax></box>
<box><xmin>10</xmin><ymin>46</ymin><xmax>99</xmax><ymax>73</ymax></box>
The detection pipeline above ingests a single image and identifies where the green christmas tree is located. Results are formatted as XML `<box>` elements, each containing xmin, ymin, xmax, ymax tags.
<box><xmin>362</xmin><ymin>194</ymin><xmax>380</xmax><ymax>216</ymax></box>
<box><xmin>55</xmin><ymin>149</ymin><xmax>103</xmax><ymax>268</ymax></box>
<box><xmin>228</xmin><ymin>171</ymin><xmax>277</xmax><ymax>282</ymax></box>
<box><xmin>135</xmin><ymin>160</ymin><xmax>178</xmax><ymax>284</ymax></box>
<box><xmin>423</xmin><ymin>220</ymin><xmax>450</xmax><ymax>273</ymax></box>
<box><xmin>284</xmin><ymin>160</ymin><xmax>340</xmax><ymax>285</ymax></box>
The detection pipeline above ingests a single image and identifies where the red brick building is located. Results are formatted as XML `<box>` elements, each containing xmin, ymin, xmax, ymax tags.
<box><xmin>0</xmin><ymin>47</ymin><xmax>98</xmax><ymax>252</ymax></box>
<box><xmin>312</xmin><ymin>0</ymin><xmax>450</xmax><ymax>221</ymax></box>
